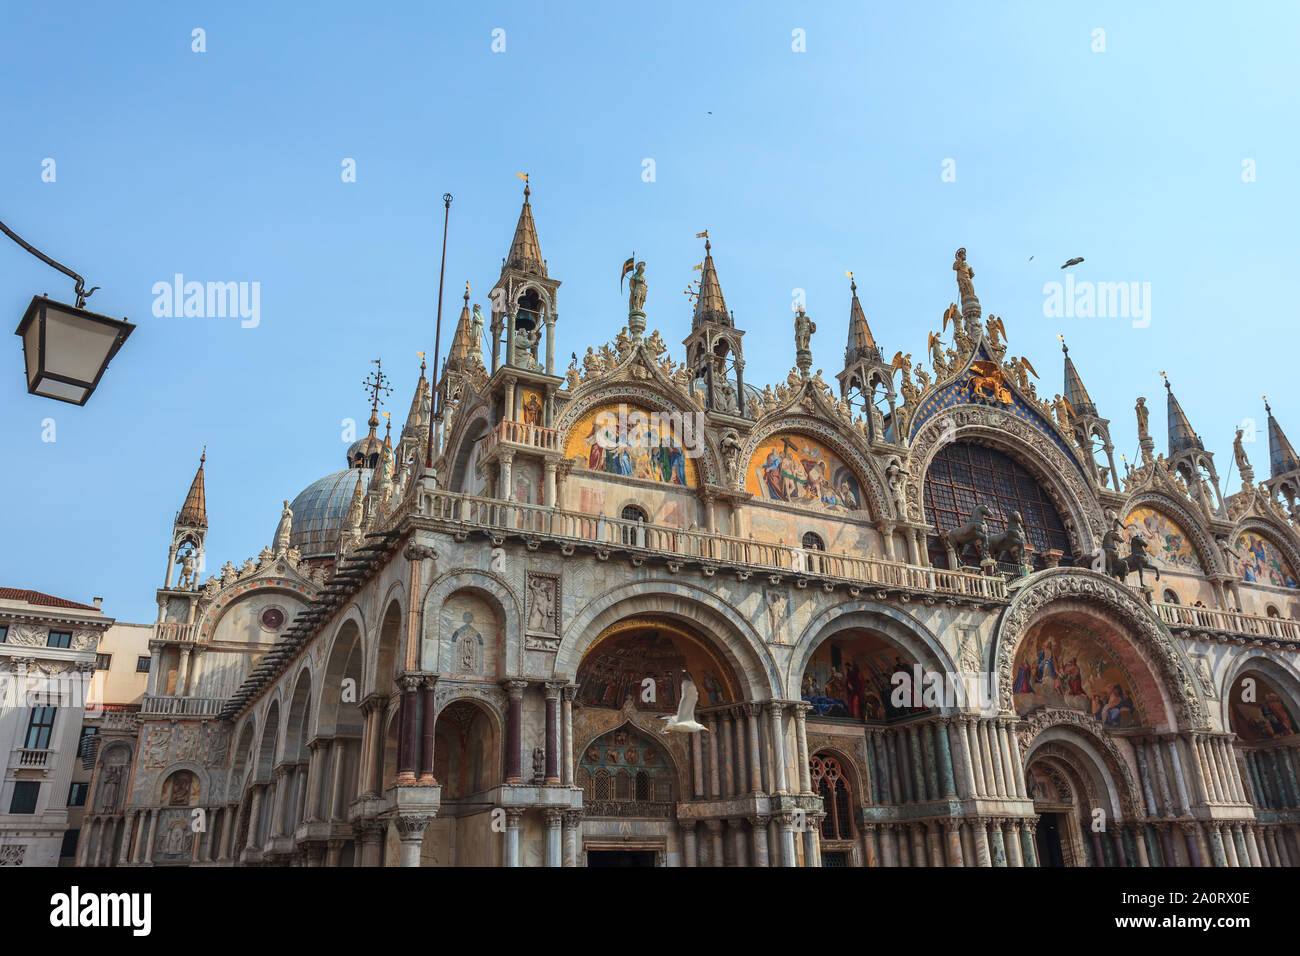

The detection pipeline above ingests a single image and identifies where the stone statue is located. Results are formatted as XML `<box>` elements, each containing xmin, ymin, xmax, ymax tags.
<box><xmin>532</xmin><ymin>746</ymin><xmax>546</xmax><ymax>783</ymax></box>
<box><xmin>720</xmin><ymin>430</ymin><xmax>743</xmax><ymax>474</ymax></box>
<box><xmin>1135</xmin><ymin>397</ymin><xmax>1150</xmax><ymax>442</ymax></box>
<box><xmin>176</xmin><ymin>550</ymin><xmax>196</xmax><ymax>589</ymax></box>
<box><xmin>273</xmin><ymin>499</ymin><xmax>293</xmax><ymax>554</ymax></box>
<box><xmin>513</xmin><ymin>323</ymin><xmax>541</xmax><ymax>371</ymax></box>
<box><xmin>566</xmin><ymin>352</ymin><xmax>581</xmax><ymax>390</ymax></box>
<box><xmin>953</xmin><ymin>247</ymin><xmax>976</xmax><ymax>300</ymax></box>
<box><xmin>627</xmin><ymin>261</ymin><xmax>647</xmax><ymax>316</ymax></box>
<box><xmin>794</xmin><ymin>308</ymin><xmax>816</xmax><ymax>352</ymax></box>
<box><xmin>1233</xmin><ymin>427</ymin><xmax>1251</xmax><ymax>474</ymax></box>
<box><xmin>582</xmin><ymin>346</ymin><xmax>601</xmax><ymax>379</ymax></box>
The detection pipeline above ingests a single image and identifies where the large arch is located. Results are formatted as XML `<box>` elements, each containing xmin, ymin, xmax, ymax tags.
<box><xmin>992</xmin><ymin>569</ymin><xmax>1205</xmax><ymax>730</ymax></box>
<box><xmin>316</xmin><ymin>618</ymin><xmax>365</xmax><ymax>739</ymax></box>
<box><xmin>284</xmin><ymin>667</ymin><xmax>313</xmax><ymax>765</ymax></box>
<box><xmin>791</xmin><ymin>602</ymin><xmax>959</xmax><ymax>702</ymax></box>
<box><xmin>422</xmin><ymin>569</ymin><xmax>520</xmax><ymax>676</ymax></box>
<box><xmin>555</xmin><ymin>381</ymin><xmax>722</xmax><ymax>487</ymax></box>
<box><xmin>1122</xmin><ymin>493</ymin><xmax>1219</xmax><ymax>575</ymax></box>
<box><xmin>1219</xmin><ymin>649</ymin><xmax>1300</xmax><ymax>732</ymax></box>
<box><xmin>906</xmin><ymin>405</ymin><xmax>1103</xmax><ymax>557</ymax></box>
<box><xmin>1230</xmin><ymin>517</ymin><xmax>1300</xmax><ymax>591</ymax></box>
<box><xmin>738</xmin><ymin>412</ymin><xmax>890</xmax><ymax>521</ymax></box>
<box><xmin>554</xmin><ymin>579</ymin><xmax>779</xmax><ymax>699</ymax></box>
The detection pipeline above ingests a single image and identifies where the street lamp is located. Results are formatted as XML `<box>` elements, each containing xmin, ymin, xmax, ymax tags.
<box><xmin>4</xmin><ymin>218</ymin><xmax>133</xmax><ymax>405</ymax></box>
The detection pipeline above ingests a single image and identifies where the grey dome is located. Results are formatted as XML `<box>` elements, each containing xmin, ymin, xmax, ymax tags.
<box><xmin>288</xmin><ymin>468</ymin><xmax>371</xmax><ymax>558</ymax></box>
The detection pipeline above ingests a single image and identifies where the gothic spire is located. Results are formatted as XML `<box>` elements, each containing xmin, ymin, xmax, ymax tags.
<box><xmin>1265</xmin><ymin>397</ymin><xmax>1300</xmax><ymax>478</ymax></box>
<box><xmin>401</xmin><ymin>353</ymin><xmax>430</xmax><ymax>440</ymax></box>
<box><xmin>504</xmin><ymin>181</ymin><xmax>546</xmax><ymax>277</ymax></box>
<box><xmin>844</xmin><ymin>275</ymin><xmax>879</xmax><ymax>363</ymax></box>
<box><xmin>1164</xmin><ymin>375</ymin><xmax>1203</xmax><ymax>456</ymax></box>
<box><xmin>177</xmin><ymin>449</ymin><xmax>208</xmax><ymax>528</ymax></box>
<box><xmin>693</xmin><ymin>238</ymin><xmax>731</xmax><ymax>328</ymax></box>
<box><xmin>1060</xmin><ymin>339</ymin><xmax>1096</xmax><ymax>417</ymax></box>
<box><xmin>445</xmin><ymin>283</ymin><xmax>479</xmax><ymax>372</ymax></box>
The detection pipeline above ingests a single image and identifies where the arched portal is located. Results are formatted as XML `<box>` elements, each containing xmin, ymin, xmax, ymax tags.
<box><xmin>416</xmin><ymin>699</ymin><xmax>501</xmax><ymax>867</ymax></box>
<box><xmin>799</xmin><ymin>627</ymin><xmax>933</xmax><ymax>722</ymax></box>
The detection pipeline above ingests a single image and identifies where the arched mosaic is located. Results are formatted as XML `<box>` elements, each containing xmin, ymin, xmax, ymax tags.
<box><xmin>1233</xmin><ymin>530</ymin><xmax>1299</xmax><ymax>589</ymax></box>
<box><xmin>1122</xmin><ymin>506</ymin><xmax>1205</xmax><ymax>572</ymax></box>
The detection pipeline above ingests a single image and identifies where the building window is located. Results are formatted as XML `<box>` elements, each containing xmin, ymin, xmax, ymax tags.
<box><xmin>60</xmin><ymin>829</ymin><xmax>80</xmax><ymax>859</ymax></box>
<box><xmin>93</xmin><ymin>653</ymin><xmax>112</xmax><ymax>670</ymax></box>
<box><xmin>47</xmin><ymin>630</ymin><xmax>73</xmax><ymax>649</ymax></box>
<box><xmin>1266</xmin><ymin>605</ymin><xmax>1281</xmax><ymax>619</ymax></box>
<box><xmin>24</xmin><ymin>707</ymin><xmax>57</xmax><ymax>750</ymax></box>
<box><xmin>620</xmin><ymin>505</ymin><xmax>648</xmax><ymax>547</ymax></box>
<box><xmin>77</xmin><ymin>727</ymin><xmax>99</xmax><ymax>768</ymax></box>
<box><xmin>67</xmin><ymin>782</ymin><xmax>89</xmax><ymax>807</ymax></box>
<box><xmin>9</xmin><ymin>781</ymin><xmax>39</xmax><ymax>814</ymax></box>
<box><xmin>801</xmin><ymin>532</ymin><xmax>827</xmax><ymax>574</ymax></box>
<box><xmin>810</xmin><ymin>753</ymin><xmax>854</xmax><ymax>841</ymax></box>
<box><xmin>136</xmin><ymin>656</ymin><xmax>151</xmax><ymax>673</ymax></box>
<box><xmin>1162</xmin><ymin>589</ymin><xmax>1180</xmax><ymax>605</ymax></box>
<box><xmin>0</xmin><ymin>625</ymin><xmax>7</xmax><ymax>643</ymax></box>
<box><xmin>924</xmin><ymin>441</ymin><xmax>1071</xmax><ymax>569</ymax></box>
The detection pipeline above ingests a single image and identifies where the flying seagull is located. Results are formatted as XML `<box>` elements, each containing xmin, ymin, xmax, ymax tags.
<box><xmin>661</xmin><ymin>670</ymin><xmax>708</xmax><ymax>734</ymax></box>
<box><xmin>1060</xmin><ymin>257</ymin><xmax>1084</xmax><ymax>269</ymax></box>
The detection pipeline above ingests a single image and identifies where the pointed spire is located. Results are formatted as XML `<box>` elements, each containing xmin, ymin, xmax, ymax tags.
<box><xmin>505</xmin><ymin>181</ymin><xmax>546</xmax><ymax>276</ymax></box>
<box><xmin>693</xmin><ymin>238</ymin><xmax>731</xmax><ymax>328</ymax></box>
<box><xmin>178</xmin><ymin>448</ymin><xmax>208</xmax><ymax>528</ymax></box>
<box><xmin>843</xmin><ymin>274</ymin><xmax>879</xmax><ymax>363</ymax></box>
<box><xmin>1060</xmin><ymin>338</ymin><xmax>1096</xmax><ymax>417</ymax></box>
<box><xmin>1164</xmin><ymin>374</ymin><xmax>1203</xmax><ymax>456</ymax></box>
<box><xmin>1265</xmin><ymin>397</ymin><xmax>1300</xmax><ymax>478</ymax></box>
<box><xmin>403</xmin><ymin>353</ymin><xmax>430</xmax><ymax>434</ymax></box>
<box><xmin>445</xmin><ymin>283</ymin><xmax>480</xmax><ymax>372</ymax></box>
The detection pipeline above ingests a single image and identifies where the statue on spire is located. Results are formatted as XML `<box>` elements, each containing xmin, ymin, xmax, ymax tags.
<box><xmin>954</xmin><ymin>248</ymin><xmax>976</xmax><ymax>299</ymax></box>
<box><xmin>794</xmin><ymin>307</ymin><xmax>815</xmax><ymax>379</ymax></box>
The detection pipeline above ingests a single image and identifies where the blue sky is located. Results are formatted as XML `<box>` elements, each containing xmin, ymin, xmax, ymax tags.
<box><xmin>3</xmin><ymin>2</ymin><xmax>1297</xmax><ymax>622</ymax></box>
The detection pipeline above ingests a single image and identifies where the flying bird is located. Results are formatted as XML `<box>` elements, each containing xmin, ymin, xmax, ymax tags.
<box><xmin>660</xmin><ymin>671</ymin><xmax>708</xmax><ymax>734</ymax></box>
<box><xmin>1028</xmin><ymin>256</ymin><xmax>1034</xmax><ymax>261</ymax></box>
<box><xmin>1060</xmin><ymin>257</ymin><xmax>1084</xmax><ymax>269</ymax></box>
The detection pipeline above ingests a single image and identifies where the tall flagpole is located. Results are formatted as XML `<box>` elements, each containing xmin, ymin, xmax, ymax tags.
<box><xmin>427</xmin><ymin>192</ymin><xmax>453</xmax><ymax>469</ymax></box>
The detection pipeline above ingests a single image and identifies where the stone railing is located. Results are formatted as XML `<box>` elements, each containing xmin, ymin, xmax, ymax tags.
<box><xmin>17</xmin><ymin>749</ymin><xmax>52</xmax><ymax>768</ymax></box>
<box><xmin>419</xmin><ymin>490</ymin><xmax>1006</xmax><ymax>602</ymax></box>
<box><xmin>1153</xmin><ymin>602</ymin><xmax>1300</xmax><ymax>642</ymax></box>
<box><xmin>481</xmin><ymin>419</ymin><xmax>561</xmax><ymax>458</ymax></box>
<box><xmin>139</xmin><ymin>695</ymin><xmax>226</xmax><ymax>717</ymax></box>
<box><xmin>153</xmin><ymin>622</ymin><xmax>198</xmax><ymax>643</ymax></box>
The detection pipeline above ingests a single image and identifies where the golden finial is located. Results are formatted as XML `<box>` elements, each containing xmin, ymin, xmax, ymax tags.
<box><xmin>692</xmin><ymin>262</ymin><xmax>703</xmax><ymax>272</ymax></box>
<box><xmin>1160</xmin><ymin>370</ymin><xmax>1170</xmax><ymax>389</ymax></box>
<box><xmin>695</xmin><ymin>229</ymin><xmax>708</xmax><ymax>239</ymax></box>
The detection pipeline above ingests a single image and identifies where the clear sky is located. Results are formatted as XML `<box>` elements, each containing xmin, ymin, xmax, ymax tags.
<box><xmin>2</xmin><ymin>2</ymin><xmax>1297</xmax><ymax>623</ymax></box>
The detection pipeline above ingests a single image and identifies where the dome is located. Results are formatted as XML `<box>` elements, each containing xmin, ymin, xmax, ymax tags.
<box><xmin>346</xmin><ymin>434</ymin><xmax>384</xmax><ymax>469</ymax></box>
<box><xmin>288</xmin><ymin>468</ymin><xmax>372</xmax><ymax>558</ymax></box>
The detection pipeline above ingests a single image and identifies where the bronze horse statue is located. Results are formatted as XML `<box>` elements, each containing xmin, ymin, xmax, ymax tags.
<box><xmin>946</xmin><ymin>504</ymin><xmax>991</xmax><ymax>559</ymax></box>
<box><xmin>986</xmin><ymin>510</ymin><xmax>1027</xmax><ymax>564</ymax></box>
<box><xmin>1102</xmin><ymin>528</ymin><xmax>1161</xmax><ymax>587</ymax></box>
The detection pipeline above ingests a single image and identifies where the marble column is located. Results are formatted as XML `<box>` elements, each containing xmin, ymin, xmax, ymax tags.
<box><xmin>1005</xmin><ymin>821</ymin><xmax>1024</xmax><ymax>867</ymax></box>
<box><xmin>750</xmin><ymin>816</ymin><xmax>770</xmax><ymax>867</ymax></box>
<box><xmin>778</xmin><ymin>815</ymin><xmax>797</xmax><ymax>867</ymax></box>
<box><xmin>972</xmin><ymin>819</ymin><xmax>991</xmax><ymax>867</ymax></box>
<box><xmin>997</xmin><ymin>724</ymin><xmax>1018</xmax><ymax>798</ymax></box>
<box><xmin>747</xmin><ymin>704</ymin><xmax>763</xmax><ymax>793</ymax></box>
<box><xmin>419</xmin><ymin>679</ymin><xmax>438</xmax><ymax>785</ymax></box>
<box><xmin>769</xmin><ymin>705</ymin><xmax>789</xmax><ymax>795</ymax></box>
<box><xmin>681</xmin><ymin>822</ymin><xmax>697</xmax><ymax>868</ymax></box>
<box><xmin>919</xmin><ymin>723</ymin><xmax>938</xmax><ymax>801</ymax></box>
<box><xmin>707</xmin><ymin>715</ymin><xmax>722</xmax><ymax>797</ymax></box>
<box><xmin>861</xmin><ymin>822</ymin><xmax>880</xmax><ymax>867</ymax></box>
<box><xmin>795</xmin><ymin>705</ymin><xmax>812</xmax><ymax>793</ymax></box>
<box><xmin>561</xmin><ymin>685</ymin><xmax>576</xmax><ymax>787</ymax></box>
<box><xmin>707</xmin><ymin>819</ymin><xmax>726</xmax><ymax>867</ymax></box>
<box><xmin>504</xmin><ymin>809</ymin><xmax>522</xmax><ymax>867</ymax></box>
<box><xmin>989</xmin><ymin>819</ymin><xmax>1007</xmax><ymax>867</ymax></box>
<box><xmin>908</xmin><ymin>725</ymin><xmax>927</xmax><ymax>802</ymax></box>
<box><xmin>944</xmin><ymin>820</ymin><xmax>965</xmax><ymax>866</ymax></box>
<box><xmin>691</xmin><ymin>729</ymin><xmax>705</xmax><ymax>799</ymax></box>
<box><xmin>1021</xmin><ymin>820</ymin><xmax>1039</xmax><ymax>867</ymax></box>
<box><xmin>966</xmin><ymin>719</ymin><xmax>987</xmax><ymax>797</ymax></box>
<box><xmin>544</xmin><ymin>809</ymin><xmax>563</xmax><ymax>866</ymax></box>
<box><xmin>562</xmin><ymin>811</ymin><xmax>581</xmax><ymax>866</ymax></box>
<box><xmin>396</xmin><ymin>676</ymin><xmax>420</xmax><ymax>786</ymax></box>
<box><xmin>505</xmin><ymin>681</ymin><xmax>526</xmax><ymax>784</ymax></box>
<box><xmin>543</xmin><ymin>683</ymin><xmax>561</xmax><ymax>785</ymax></box>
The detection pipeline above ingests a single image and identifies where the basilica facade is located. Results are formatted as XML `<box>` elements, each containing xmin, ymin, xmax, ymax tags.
<box><xmin>77</xmin><ymin>185</ymin><xmax>1300</xmax><ymax>867</ymax></box>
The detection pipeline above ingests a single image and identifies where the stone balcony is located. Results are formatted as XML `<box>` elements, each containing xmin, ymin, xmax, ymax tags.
<box><xmin>1153</xmin><ymin>602</ymin><xmax>1300</xmax><ymax>644</ymax></box>
<box><xmin>416</xmin><ymin>489</ymin><xmax>1007</xmax><ymax>603</ymax></box>
<box><xmin>153</xmin><ymin>621</ymin><xmax>198</xmax><ymax>643</ymax></box>
<box><xmin>480</xmin><ymin>419</ymin><xmax>561</xmax><ymax>458</ymax></box>
<box><xmin>138</xmin><ymin>695</ymin><xmax>226</xmax><ymax>717</ymax></box>
<box><xmin>15</xmin><ymin>748</ymin><xmax>52</xmax><ymax>769</ymax></box>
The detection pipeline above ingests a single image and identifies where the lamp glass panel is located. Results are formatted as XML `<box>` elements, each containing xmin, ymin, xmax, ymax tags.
<box><xmin>34</xmin><ymin>379</ymin><xmax>90</xmax><ymax>403</ymax></box>
<box><xmin>43</xmin><ymin>307</ymin><xmax>120</xmax><ymax>383</ymax></box>
<box><xmin>21</xmin><ymin>317</ymin><xmax>41</xmax><ymax>386</ymax></box>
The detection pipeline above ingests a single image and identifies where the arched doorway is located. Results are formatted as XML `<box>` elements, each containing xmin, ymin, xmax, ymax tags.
<box><xmin>416</xmin><ymin>699</ymin><xmax>501</xmax><ymax>867</ymax></box>
<box><xmin>573</xmin><ymin>616</ymin><xmax>743</xmax><ymax>866</ymax></box>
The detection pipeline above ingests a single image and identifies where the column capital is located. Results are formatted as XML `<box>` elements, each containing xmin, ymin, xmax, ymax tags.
<box><xmin>504</xmin><ymin>808</ymin><xmax>525</xmax><ymax>827</ymax></box>
<box><xmin>505</xmin><ymin>679</ymin><xmax>529</xmax><ymax>700</ymax></box>
<box><xmin>704</xmin><ymin>818</ymin><xmax>724</xmax><ymax>834</ymax></box>
<box><xmin>561</xmin><ymin>683</ymin><xmax>577</xmax><ymax>701</ymax></box>
<box><xmin>399</xmin><ymin>674</ymin><xmax>422</xmax><ymax>693</ymax></box>
<box><xmin>543</xmin><ymin>808</ymin><xmax>564</xmax><ymax>827</ymax></box>
<box><xmin>543</xmin><ymin>681</ymin><xmax>563</xmax><ymax>700</ymax></box>
<box><xmin>393</xmin><ymin>813</ymin><xmax>436</xmax><ymax>839</ymax></box>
